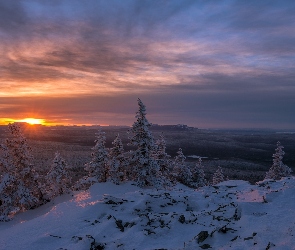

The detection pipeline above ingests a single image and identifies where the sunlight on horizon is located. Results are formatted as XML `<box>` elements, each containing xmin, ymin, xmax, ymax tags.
<box><xmin>0</xmin><ymin>118</ymin><xmax>113</xmax><ymax>127</ymax></box>
<box><xmin>19</xmin><ymin>118</ymin><xmax>45</xmax><ymax>125</ymax></box>
<box><xmin>0</xmin><ymin>118</ymin><xmax>46</xmax><ymax>126</ymax></box>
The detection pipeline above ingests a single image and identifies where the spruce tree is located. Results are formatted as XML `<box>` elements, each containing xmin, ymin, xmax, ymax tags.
<box><xmin>154</xmin><ymin>134</ymin><xmax>172</xmax><ymax>173</ymax></box>
<box><xmin>212</xmin><ymin>166</ymin><xmax>225</xmax><ymax>185</ymax></box>
<box><xmin>128</xmin><ymin>98</ymin><xmax>162</xmax><ymax>188</ymax></box>
<box><xmin>191</xmin><ymin>157</ymin><xmax>206</xmax><ymax>188</ymax></box>
<box><xmin>153</xmin><ymin>134</ymin><xmax>173</xmax><ymax>186</ymax></box>
<box><xmin>75</xmin><ymin>130</ymin><xmax>109</xmax><ymax>190</ymax></box>
<box><xmin>173</xmin><ymin>148</ymin><xmax>192</xmax><ymax>186</ymax></box>
<box><xmin>85</xmin><ymin>130</ymin><xmax>109</xmax><ymax>182</ymax></box>
<box><xmin>0</xmin><ymin>169</ymin><xmax>15</xmax><ymax>221</ymax></box>
<box><xmin>0</xmin><ymin>123</ymin><xmax>41</xmax><ymax>220</ymax></box>
<box><xmin>108</xmin><ymin>134</ymin><xmax>127</xmax><ymax>184</ymax></box>
<box><xmin>265</xmin><ymin>141</ymin><xmax>292</xmax><ymax>180</ymax></box>
<box><xmin>44</xmin><ymin>152</ymin><xmax>72</xmax><ymax>200</ymax></box>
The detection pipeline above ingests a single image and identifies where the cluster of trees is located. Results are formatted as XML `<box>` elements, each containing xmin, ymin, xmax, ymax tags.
<box><xmin>75</xmin><ymin>99</ymin><xmax>207</xmax><ymax>190</ymax></box>
<box><xmin>0</xmin><ymin>123</ymin><xmax>72</xmax><ymax>221</ymax></box>
<box><xmin>0</xmin><ymin>99</ymin><xmax>292</xmax><ymax>221</ymax></box>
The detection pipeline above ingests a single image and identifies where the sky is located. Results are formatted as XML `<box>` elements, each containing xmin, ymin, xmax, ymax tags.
<box><xmin>0</xmin><ymin>0</ymin><xmax>295</xmax><ymax>129</ymax></box>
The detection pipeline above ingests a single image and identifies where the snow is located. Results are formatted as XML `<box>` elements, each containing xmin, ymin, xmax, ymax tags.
<box><xmin>187</xmin><ymin>155</ymin><xmax>208</xmax><ymax>159</ymax></box>
<box><xmin>1</xmin><ymin>178</ymin><xmax>295</xmax><ymax>249</ymax></box>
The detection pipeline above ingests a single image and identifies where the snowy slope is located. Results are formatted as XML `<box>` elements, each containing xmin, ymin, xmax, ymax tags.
<box><xmin>1</xmin><ymin>178</ymin><xmax>295</xmax><ymax>250</ymax></box>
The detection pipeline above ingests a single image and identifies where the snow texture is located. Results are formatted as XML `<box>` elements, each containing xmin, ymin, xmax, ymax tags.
<box><xmin>2</xmin><ymin>177</ymin><xmax>295</xmax><ymax>249</ymax></box>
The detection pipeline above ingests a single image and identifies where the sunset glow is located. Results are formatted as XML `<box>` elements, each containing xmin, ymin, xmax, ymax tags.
<box><xmin>18</xmin><ymin>118</ymin><xmax>45</xmax><ymax>125</ymax></box>
<box><xmin>0</xmin><ymin>1</ymin><xmax>294</xmax><ymax>129</ymax></box>
<box><xmin>0</xmin><ymin>118</ymin><xmax>46</xmax><ymax>126</ymax></box>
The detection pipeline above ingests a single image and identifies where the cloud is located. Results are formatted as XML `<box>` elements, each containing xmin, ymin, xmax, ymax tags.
<box><xmin>0</xmin><ymin>1</ymin><xmax>294</xmax><ymax>128</ymax></box>
<box><xmin>1</xmin><ymin>89</ymin><xmax>295</xmax><ymax>129</ymax></box>
<box><xmin>0</xmin><ymin>0</ymin><xmax>28</xmax><ymax>33</ymax></box>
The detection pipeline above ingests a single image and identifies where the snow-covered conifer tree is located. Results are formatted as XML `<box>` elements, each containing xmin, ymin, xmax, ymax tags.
<box><xmin>108</xmin><ymin>134</ymin><xmax>127</xmax><ymax>184</ymax></box>
<box><xmin>153</xmin><ymin>134</ymin><xmax>172</xmax><ymax>173</ymax></box>
<box><xmin>212</xmin><ymin>166</ymin><xmax>225</xmax><ymax>185</ymax></box>
<box><xmin>44</xmin><ymin>152</ymin><xmax>72</xmax><ymax>200</ymax></box>
<box><xmin>153</xmin><ymin>134</ymin><xmax>173</xmax><ymax>186</ymax></box>
<box><xmin>172</xmin><ymin>148</ymin><xmax>192</xmax><ymax>186</ymax></box>
<box><xmin>0</xmin><ymin>123</ymin><xmax>41</xmax><ymax>220</ymax></box>
<box><xmin>128</xmin><ymin>98</ymin><xmax>162</xmax><ymax>188</ymax></box>
<box><xmin>85</xmin><ymin>130</ymin><xmax>109</xmax><ymax>182</ymax></box>
<box><xmin>75</xmin><ymin>130</ymin><xmax>109</xmax><ymax>190</ymax></box>
<box><xmin>191</xmin><ymin>157</ymin><xmax>206</xmax><ymax>188</ymax></box>
<box><xmin>0</xmin><ymin>160</ymin><xmax>15</xmax><ymax>221</ymax></box>
<box><xmin>265</xmin><ymin>141</ymin><xmax>292</xmax><ymax>180</ymax></box>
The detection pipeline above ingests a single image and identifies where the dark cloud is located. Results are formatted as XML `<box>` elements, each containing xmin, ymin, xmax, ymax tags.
<box><xmin>1</xmin><ymin>89</ymin><xmax>295</xmax><ymax>129</ymax></box>
<box><xmin>0</xmin><ymin>0</ymin><xmax>28</xmax><ymax>32</ymax></box>
<box><xmin>0</xmin><ymin>0</ymin><xmax>295</xmax><ymax>129</ymax></box>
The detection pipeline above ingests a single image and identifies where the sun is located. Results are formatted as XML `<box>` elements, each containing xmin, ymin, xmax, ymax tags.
<box><xmin>18</xmin><ymin>118</ymin><xmax>45</xmax><ymax>125</ymax></box>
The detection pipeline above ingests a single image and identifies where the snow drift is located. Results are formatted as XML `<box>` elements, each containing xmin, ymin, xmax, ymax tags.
<box><xmin>1</xmin><ymin>177</ymin><xmax>295</xmax><ymax>249</ymax></box>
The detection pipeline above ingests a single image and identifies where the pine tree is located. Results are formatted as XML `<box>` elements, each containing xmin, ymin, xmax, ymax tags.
<box><xmin>212</xmin><ymin>166</ymin><xmax>224</xmax><ymax>185</ymax></box>
<box><xmin>44</xmin><ymin>152</ymin><xmax>72</xmax><ymax>200</ymax></box>
<box><xmin>128</xmin><ymin>98</ymin><xmax>162</xmax><ymax>188</ymax></box>
<box><xmin>108</xmin><ymin>134</ymin><xmax>127</xmax><ymax>184</ymax></box>
<box><xmin>0</xmin><ymin>123</ymin><xmax>41</xmax><ymax>220</ymax></box>
<box><xmin>191</xmin><ymin>157</ymin><xmax>206</xmax><ymax>188</ymax></box>
<box><xmin>173</xmin><ymin>148</ymin><xmax>192</xmax><ymax>186</ymax></box>
<box><xmin>265</xmin><ymin>141</ymin><xmax>292</xmax><ymax>180</ymax></box>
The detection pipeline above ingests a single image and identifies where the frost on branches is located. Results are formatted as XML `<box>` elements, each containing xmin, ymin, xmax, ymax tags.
<box><xmin>173</xmin><ymin>148</ymin><xmax>192</xmax><ymax>186</ymax></box>
<box><xmin>191</xmin><ymin>157</ymin><xmax>207</xmax><ymax>188</ymax></box>
<box><xmin>43</xmin><ymin>152</ymin><xmax>72</xmax><ymax>200</ymax></box>
<box><xmin>76</xmin><ymin>130</ymin><xmax>109</xmax><ymax>190</ymax></box>
<box><xmin>128</xmin><ymin>98</ymin><xmax>162</xmax><ymax>188</ymax></box>
<box><xmin>153</xmin><ymin>134</ymin><xmax>173</xmax><ymax>187</ymax></box>
<box><xmin>212</xmin><ymin>166</ymin><xmax>225</xmax><ymax>185</ymax></box>
<box><xmin>108</xmin><ymin>134</ymin><xmax>128</xmax><ymax>184</ymax></box>
<box><xmin>265</xmin><ymin>141</ymin><xmax>292</xmax><ymax>180</ymax></box>
<box><xmin>0</xmin><ymin>123</ymin><xmax>41</xmax><ymax>221</ymax></box>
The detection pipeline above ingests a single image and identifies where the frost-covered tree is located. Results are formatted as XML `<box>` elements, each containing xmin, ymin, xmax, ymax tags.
<box><xmin>191</xmin><ymin>157</ymin><xmax>206</xmax><ymax>188</ymax></box>
<box><xmin>85</xmin><ymin>130</ymin><xmax>109</xmax><ymax>182</ymax></box>
<box><xmin>0</xmin><ymin>144</ymin><xmax>10</xmax><ymax>177</ymax></box>
<box><xmin>265</xmin><ymin>141</ymin><xmax>292</xmax><ymax>180</ymax></box>
<box><xmin>173</xmin><ymin>148</ymin><xmax>192</xmax><ymax>186</ymax></box>
<box><xmin>0</xmin><ymin>170</ymin><xmax>15</xmax><ymax>221</ymax></box>
<box><xmin>108</xmin><ymin>134</ymin><xmax>128</xmax><ymax>184</ymax></box>
<box><xmin>43</xmin><ymin>152</ymin><xmax>72</xmax><ymax>200</ymax></box>
<box><xmin>153</xmin><ymin>134</ymin><xmax>173</xmax><ymax>186</ymax></box>
<box><xmin>0</xmin><ymin>123</ymin><xmax>41</xmax><ymax>220</ymax></box>
<box><xmin>128</xmin><ymin>98</ymin><xmax>162</xmax><ymax>188</ymax></box>
<box><xmin>75</xmin><ymin>130</ymin><xmax>109</xmax><ymax>190</ymax></box>
<box><xmin>153</xmin><ymin>134</ymin><xmax>172</xmax><ymax>173</ymax></box>
<box><xmin>212</xmin><ymin>166</ymin><xmax>225</xmax><ymax>185</ymax></box>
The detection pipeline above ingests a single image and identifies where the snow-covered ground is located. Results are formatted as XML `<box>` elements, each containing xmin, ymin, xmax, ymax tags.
<box><xmin>1</xmin><ymin>177</ymin><xmax>295</xmax><ymax>249</ymax></box>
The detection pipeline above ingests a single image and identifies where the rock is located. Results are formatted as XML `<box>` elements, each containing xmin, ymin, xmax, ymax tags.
<box><xmin>200</xmin><ymin>243</ymin><xmax>211</xmax><ymax>249</ymax></box>
<box><xmin>178</xmin><ymin>215</ymin><xmax>186</xmax><ymax>224</ymax></box>
<box><xmin>197</xmin><ymin>231</ymin><xmax>209</xmax><ymax>243</ymax></box>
